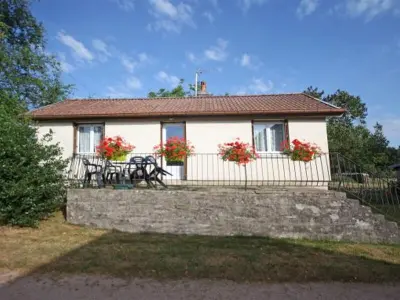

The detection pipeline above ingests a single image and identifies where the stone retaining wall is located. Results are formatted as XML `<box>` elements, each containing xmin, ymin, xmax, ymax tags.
<box><xmin>67</xmin><ymin>188</ymin><xmax>400</xmax><ymax>244</ymax></box>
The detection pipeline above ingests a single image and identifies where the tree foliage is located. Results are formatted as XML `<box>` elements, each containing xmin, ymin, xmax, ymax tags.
<box><xmin>0</xmin><ymin>0</ymin><xmax>70</xmax><ymax>226</ymax></box>
<box><xmin>0</xmin><ymin>0</ymin><xmax>71</xmax><ymax>109</ymax></box>
<box><xmin>0</xmin><ymin>95</ymin><xmax>68</xmax><ymax>227</ymax></box>
<box><xmin>304</xmin><ymin>86</ymin><xmax>398</xmax><ymax>172</ymax></box>
<box><xmin>148</xmin><ymin>79</ymin><xmax>194</xmax><ymax>98</ymax></box>
<box><xmin>148</xmin><ymin>79</ymin><xmax>223</xmax><ymax>98</ymax></box>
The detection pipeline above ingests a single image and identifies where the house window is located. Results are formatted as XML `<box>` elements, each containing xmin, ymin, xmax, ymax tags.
<box><xmin>77</xmin><ymin>124</ymin><xmax>103</xmax><ymax>154</ymax></box>
<box><xmin>253</xmin><ymin>122</ymin><xmax>285</xmax><ymax>152</ymax></box>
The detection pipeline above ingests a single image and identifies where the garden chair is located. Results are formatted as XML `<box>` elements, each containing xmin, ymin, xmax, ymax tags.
<box><xmin>143</xmin><ymin>155</ymin><xmax>173</xmax><ymax>188</ymax></box>
<box><xmin>104</xmin><ymin>160</ymin><xmax>124</xmax><ymax>184</ymax></box>
<box><xmin>124</xmin><ymin>156</ymin><xmax>148</xmax><ymax>187</ymax></box>
<box><xmin>82</xmin><ymin>158</ymin><xmax>105</xmax><ymax>188</ymax></box>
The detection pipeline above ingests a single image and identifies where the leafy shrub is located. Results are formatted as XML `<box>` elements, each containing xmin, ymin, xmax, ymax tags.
<box><xmin>0</xmin><ymin>98</ymin><xmax>68</xmax><ymax>227</ymax></box>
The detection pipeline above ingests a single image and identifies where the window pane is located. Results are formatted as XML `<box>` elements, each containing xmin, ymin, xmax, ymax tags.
<box><xmin>253</xmin><ymin>124</ymin><xmax>268</xmax><ymax>152</ymax></box>
<box><xmin>271</xmin><ymin>124</ymin><xmax>284</xmax><ymax>152</ymax></box>
<box><xmin>93</xmin><ymin>126</ymin><xmax>103</xmax><ymax>152</ymax></box>
<box><xmin>165</xmin><ymin>124</ymin><xmax>184</xmax><ymax>140</ymax></box>
<box><xmin>78</xmin><ymin>126</ymin><xmax>91</xmax><ymax>153</ymax></box>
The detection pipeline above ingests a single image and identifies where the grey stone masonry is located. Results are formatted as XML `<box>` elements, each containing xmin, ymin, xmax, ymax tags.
<box><xmin>67</xmin><ymin>188</ymin><xmax>400</xmax><ymax>244</ymax></box>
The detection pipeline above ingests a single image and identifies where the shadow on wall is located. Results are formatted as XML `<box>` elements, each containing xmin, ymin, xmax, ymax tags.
<box><xmin>1</xmin><ymin>215</ymin><xmax>400</xmax><ymax>298</ymax></box>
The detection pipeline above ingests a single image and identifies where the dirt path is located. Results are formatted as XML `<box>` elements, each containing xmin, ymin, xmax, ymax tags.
<box><xmin>1</xmin><ymin>273</ymin><xmax>399</xmax><ymax>300</ymax></box>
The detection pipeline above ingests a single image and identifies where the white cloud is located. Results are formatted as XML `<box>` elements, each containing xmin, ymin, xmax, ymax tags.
<box><xmin>58</xmin><ymin>53</ymin><xmax>75</xmax><ymax>73</ymax></box>
<box><xmin>148</xmin><ymin>0</ymin><xmax>195</xmax><ymax>33</ymax></box>
<box><xmin>297</xmin><ymin>0</ymin><xmax>319</xmax><ymax>18</ymax></box>
<box><xmin>239</xmin><ymin>53</ymin><xmax>263</xmax><ymax>69</ymax></box>
<box><xmin>204</xmin><ymin>38</ymin><xmax>228</xmax><ymax>61</ymax></box>
<box><xmin>186</xmin><ymin>52</ymin><xmax>198</xmax><ymax>63</ymax></box>
<box><xmin>203</xmin><ymin>11</ymin><xmax>214</xmax><ymax>23</ymax></box>
<box><xmin>92</xmin><ymin>39</ymin><xmax>111</xmax><ymax>57</ymax></box>
<box><xmin>235</xmin><ymin>78</ymin><xmax>274</xmax><ymax>95</ymax></box>
<box><xmin>155</xmin><ymin>71</ymin><xmax>181</xmax><ymax>87</ymax></box>
<box><xmin>344</xmin><ymin>0</ymin><xmax>394</xmax><ymax>21</ymax></box>
<box><xmin>106</xmin><ymin>86</ymin><xmax>132</xmax><ymax>98</ymax></box>
<box><xmin>240</xmin><ymin>54</ymin><xmax>251</xmax><ymax>67</ymax></box>
<box><xmin>138</xmin><ymin>52</ymin><xmax>150</xmax><ymax>63</ymax></box>
<box><xmin>238</xmin><ymin>0</ymin><xmax>267</xmax><ymax>12</ymax></box>
<box><xmin>92</xmin><ymin>39</ymin><xmax>112</xmax><ymax>62</ymax></box>
<box><xmin>249</xmin><ymin>78</ymin><xmax>274</xmax><ymax>93</ymax></box>
<box><xmin>106</xmin><ymin>76</ymin><xmax>142</xmax><ymax>98</ymax></box>
<box><xmin>57</xmin><ymin>31</ymin><xmax>94</xmax><ymax>62</ymax></box>
<box><xmin>120</xmin><ymin>55</ymin><xmax>137</xmax><ymax>73</ymax></box>
<box><xmin>126</xmin><ymin>76</ymin><xmax>142</xmax><ymax>90</ymax></box>
<box><xmin>110</xmin><ymin>0</ymin><xmax>135</xmax><ymax>11</ymax></box>
<box><xmin>119</xmin><ymin>52</ymin><xmax>152</xmax><ymax>73</ymax></box>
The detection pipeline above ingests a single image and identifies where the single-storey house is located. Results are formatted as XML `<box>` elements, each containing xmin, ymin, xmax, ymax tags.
<box><xmin>30</xmin><ymin>92</ymin><xmax>345</xmax><ymax>185</ymax></box>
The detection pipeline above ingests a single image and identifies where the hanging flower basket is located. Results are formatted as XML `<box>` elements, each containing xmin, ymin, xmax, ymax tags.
<box><xmin>96</xmin><ymin>136</ymin><xmax>135</xmax><ymax>161</ymax></box>
<box><xmin>281</xmin><ymin>139</ymin><xmax>321</xmax><ymax>162</ymax></box>
<box><xmin>153</xmin><ymin>137</ymin><xmax>195</xmax><ymax>163</ymax></box>
<box><xmin>218</xmin><ymin>138</ymin><xmax>259</xmax><ymax>190</ymax></box>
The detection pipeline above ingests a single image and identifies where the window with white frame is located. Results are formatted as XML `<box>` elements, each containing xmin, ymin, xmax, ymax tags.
<box><xmin>77</xmin><ymin>124</ymin><xmax>103</xmax><ymax>154</ymax></box>
<box><xmin>253</xmin><ymin>122</ymin><xmax>285</xmax><ymax>152</ymax></box>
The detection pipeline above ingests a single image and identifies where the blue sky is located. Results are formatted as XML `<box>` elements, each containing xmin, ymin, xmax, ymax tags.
<box><xmin>31</xmin><ymin>0</ymin><xmax>400</xmax><ymax>145</ymax></box>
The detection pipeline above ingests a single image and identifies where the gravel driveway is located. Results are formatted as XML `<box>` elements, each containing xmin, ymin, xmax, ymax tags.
<box><xmin>1</xmin><ymin>273</ymin><xmax>399</xmax><ymax>300</ymax></box>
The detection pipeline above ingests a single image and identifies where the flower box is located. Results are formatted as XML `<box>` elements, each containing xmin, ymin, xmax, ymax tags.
<box><xmin>96</xmin><ymin>136</ymin><xmax>134</xmax><ymax>161</ymax></box>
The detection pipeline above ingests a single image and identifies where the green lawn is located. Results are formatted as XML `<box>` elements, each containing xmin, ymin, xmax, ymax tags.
<box><xmin>0</xmin><ymin>212</ymin><xmax>399</xmax><ymax>283</ymax></box>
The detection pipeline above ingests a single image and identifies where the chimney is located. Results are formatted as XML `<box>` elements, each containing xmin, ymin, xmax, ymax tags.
<box><xmin>200</xmin><ymin>81</ymin><xmax>206</xmax><ymax>92</ymax></box>
<box><xmin>197</xmin><ymin>81</ymin><xmax>212</xmax><ymax>97</ymax></box>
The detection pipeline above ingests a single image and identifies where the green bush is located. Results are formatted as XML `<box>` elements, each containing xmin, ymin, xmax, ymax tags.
<box><xmin>0</xmin><ymin>98</ymin><xmax>68</xmax><ymax>227</ymax></box>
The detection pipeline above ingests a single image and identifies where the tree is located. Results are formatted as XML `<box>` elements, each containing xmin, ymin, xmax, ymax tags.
<box><xmin>387</xmin><ymin>146</ymin><xmax>400</xmax><ymax>165</ymax></box>
<box><xmin>304</xmin><ymin>86</ymin><xmax>325</xmax><ymax>99</ymax></box>
<box><xmin>0</xmin><ymin>1</ymin><xmax>70</xmax><ymax>226</ymax></box>
<box><xmin>325</xmin><ymin>90</ymin><xmax>367</xmax><ymax>126</ymax></box>
<box><xmin>148</xmin><ymin>79</ymin><xmax>226</xmax><ymax>98</ymax></box>
<box><xmin>305</xmin><ymin>86</ymin><xmax>367</xmax><ymax>125</ymax></box>
<box><xmin>304</xmin><ymin>87</ymin><xmax>390</xmax><ymax>172</ymax></box>
<box><xmin>0</xmin><ymin>0</ymin><xmax>71</xmax><ymax>109</ymax></box>
<box><xmin>148</xmin><ymin>79</ymin><xmax>193</xmax><ymax>98</ymax></box>
<box><xmin>0</xmin><ymin>94</ymin><xmax>68</xmax><ymax>226</ymax></box>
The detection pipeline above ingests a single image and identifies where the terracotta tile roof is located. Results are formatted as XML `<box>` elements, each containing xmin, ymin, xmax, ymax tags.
<box><xmin>30</xmin><ymin>93</ymin><xmax>345</xmax><ymax>120</ymax></box>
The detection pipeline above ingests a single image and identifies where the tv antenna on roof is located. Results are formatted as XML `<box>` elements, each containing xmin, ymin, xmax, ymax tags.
<box><xmin>194</xmin><ymin>69</ymin><xmax>203</xmax><ymax>97</ymax></box>
<box><xmin>194</xmin><ymin>68</ymin><xmax>219</xmax><ymax>97</ymax></box>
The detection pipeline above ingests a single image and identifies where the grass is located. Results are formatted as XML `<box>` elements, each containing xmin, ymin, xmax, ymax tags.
<box><xmin>1</xmin><ymin>212</ymin><xmax>400</xmax><ymax>283</ymax></box>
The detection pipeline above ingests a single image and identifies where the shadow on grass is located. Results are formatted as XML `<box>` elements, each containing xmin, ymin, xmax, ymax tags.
<box><xmin>3</xmin><ymin>229</ymin><xmax>400</xmax><ymax>285</ymax></box>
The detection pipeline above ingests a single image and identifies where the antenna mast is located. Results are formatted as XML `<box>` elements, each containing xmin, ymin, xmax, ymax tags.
<box><xmin>194</xmin><ymin>69</ymin><xmax>202</xmax><ymax>97</ymax></box>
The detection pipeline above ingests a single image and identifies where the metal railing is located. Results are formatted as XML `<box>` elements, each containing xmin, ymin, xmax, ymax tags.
<box><xmin>66</xmin><ymin>152</ymin><xmax>333</xmax><ymax>188</ymax></box>
<box><xmin>328</xmin><ymin>153</ymin><xmax>400</xmax><ymax>223</ymax></box>
<box><xmin>66</xmin><ymin>152</ymin><xmax>400</xmax><ymax>222</ymax></box>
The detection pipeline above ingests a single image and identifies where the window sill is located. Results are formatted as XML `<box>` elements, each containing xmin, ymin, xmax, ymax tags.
<box><xmin>257</xmin><ymin>151</ymin><xmax>284</xmax><ymax>154</ymax></box>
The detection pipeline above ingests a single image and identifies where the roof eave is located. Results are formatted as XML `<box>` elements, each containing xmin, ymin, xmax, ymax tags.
<box><xmin>30</xmin><ymin>109</ymin><xmax>347</xmax><ymax>121</ymax></box>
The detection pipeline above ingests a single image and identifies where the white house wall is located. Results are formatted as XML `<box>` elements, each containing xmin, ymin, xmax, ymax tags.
<box><xmin>186</xmin><ymin>120</ymin><xmax>253</xmax><ymax>153</ymax></box>
<box><xmin>185</xmin><ymin>118</ymin><xmax>330</xmax><ymax>185</ymax></box>
<box><xmin>36</xmin><ymin>117</ymin><xmax>331</xmax><ymax>185</ymax></box>
<box><xmin>288</xmin><ymin>119</ymin><xmax>329</xmax><ymax>152</ymax></box>
<box><xmin>105</xmin><ymin>120</ymin><xmax>160</xmax><ymax>154</ymax></box>
<box><xmin>36</xmin><ymin>121</ymin><xmax>74</xmax><ymax>161</ymax></box>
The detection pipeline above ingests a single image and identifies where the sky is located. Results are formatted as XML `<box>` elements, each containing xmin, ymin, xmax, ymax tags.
<box><xmin>31</xmin><ymin>0</ymin><xmax>400</xmax><ymax>146</ymax></box>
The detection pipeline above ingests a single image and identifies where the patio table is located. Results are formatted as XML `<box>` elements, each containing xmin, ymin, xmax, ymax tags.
<box><xmin>109</xmin><ymin>156</ymin><xmax>172</xmax><ymax>188</ymax></box>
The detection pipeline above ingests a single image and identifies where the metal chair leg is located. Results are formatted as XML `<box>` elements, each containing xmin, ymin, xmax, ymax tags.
<box><xmin>116</xmin><ymin>173</ymin><xmax>120</xmax><ymax>184</ymax></box>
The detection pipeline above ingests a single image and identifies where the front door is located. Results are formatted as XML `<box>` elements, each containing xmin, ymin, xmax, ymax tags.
<box><xmin>162</xmin><ymin>123</ymin><xmax>185</xmax><ymax>180</ymax></box>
